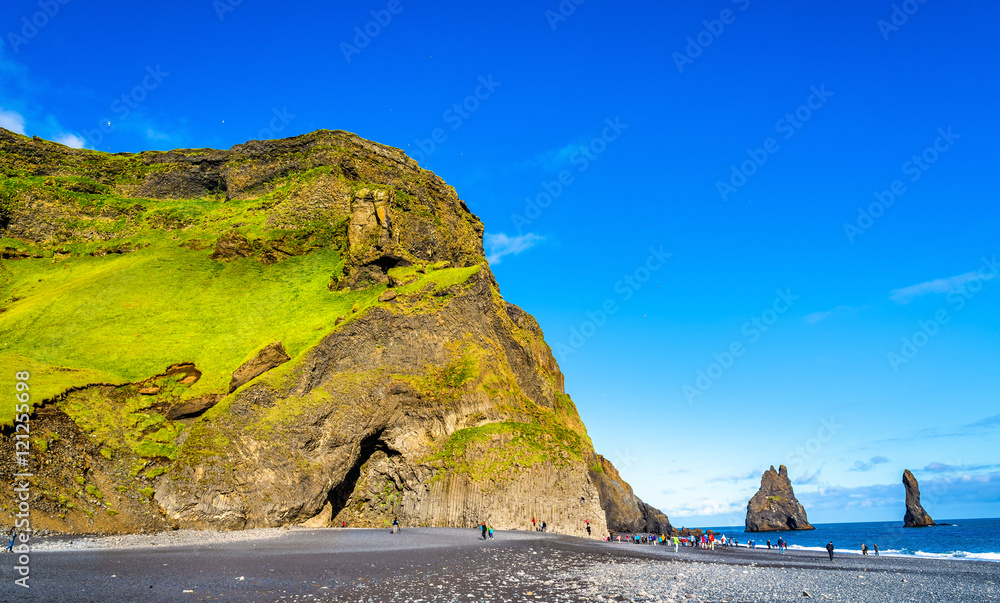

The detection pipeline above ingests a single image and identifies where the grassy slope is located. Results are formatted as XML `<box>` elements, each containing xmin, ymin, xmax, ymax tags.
<box><xmin>0</xmin><ymin>162</ymin><xmax>479</xmax><ymax>426</ymax></box>
<box><xmin>1</xmin><ymin>240</ymin><xmax>355</xmax><ymax>418</ymax></box>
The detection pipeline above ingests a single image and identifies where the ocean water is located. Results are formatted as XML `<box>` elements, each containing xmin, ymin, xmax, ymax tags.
<box><xmin>701</xmin><ymin>518</ymin><xmax>1000</xmax><ymax>562</ymax></box>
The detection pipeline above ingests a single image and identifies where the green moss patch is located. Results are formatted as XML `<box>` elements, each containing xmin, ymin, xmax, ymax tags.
<box><xmin>426</xmin><ymin>420</ymin><xmax>586</xmax><ymax>486</ymax></box>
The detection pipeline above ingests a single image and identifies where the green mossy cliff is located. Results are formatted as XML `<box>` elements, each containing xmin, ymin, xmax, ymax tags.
<box><xmin>0</xmin><ymin>128</ymin><xmax>671</xmax><ymax>537</ymax></box>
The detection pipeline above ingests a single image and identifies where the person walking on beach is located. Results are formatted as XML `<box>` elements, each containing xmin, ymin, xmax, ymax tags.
<box><xmin>672</xmin><ymin>536</ymin><xmax>679</xmax><ymax>552</ymax></box>
<box><xmin>532</xmin><ymin>517</ymin><xmax>536</xmax><ymax>531</ymax></box>
<box><xmin>4</xmin><ymin>527</ymin><xmax>15</xmax><ymax>553</ymax></box>
<box><xmin>392</xmin><ymin>517</ymin><xmax>400</xmax><ymax>534</ymax></box>
<box><xmin>766</xmin><ymin>539</ymin><xmax>771</xmax><ymax>550</ymax></box>
<box><xmin>586</xmin><ymin>520</ymin><xmax>591</xmax><ymax>536</ymax></box>
<box><xmin>480</xmin><ymin>522</ymin><xmax>487</xmax><ymax>540</ymax></box>
<box><xmin>826</xmin><ymin>541</ymin><xmax>835</xmax><ymax>561</ymax></box>
<box><xmin>874</xmin><ymin>543</ymin><xmax>880</xmax><ymax>557</ymax></box>
<box><xmin>862</xmin><ymin>542</ymin><xmax>868</xmax><ymax>556</ymax></box>
<box><xmin>488</xmin><ymin>525</ymin><xmax>494</xmax><ymax>540</ymax></box>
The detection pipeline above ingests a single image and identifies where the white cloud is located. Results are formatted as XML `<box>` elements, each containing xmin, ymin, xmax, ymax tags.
<box><xmin>849</xmin><ymin>455</ymin><xmax>891</xmax><ymax>472</ymax></box>
<box><xmin>0</xmin><ymin>107</ymin><xmax>26</xmax><ymax>134</ymax></box>
<box><xmin>794</xmin><ymin>470</ymin><xmax>822</xmax><ymax>485</ymax></box>
<box><xmin>509</xmin><ymin>141</ymin><xmax>582</xmax><ymax>172</ymax></box>
<box><xmin>804</xmin><ymin>305</ymin><xmax>853</xmax><ymax>324</ymax></box>
<box><xmin>668</xmin><ymin>498</ymin><xmax>745</xmax><ymax>518</ymax></box>
<box><xmin>890</xmin><ymin>271</ymin><xmax>981</xmax><ymax>304</ymax></box>
<box><xmin>707</xmin><ymin>467</ymin><xmax>765</xmax><ymax>483</ymax></box>
<box><xmin>924</xmin><ymin>461</ymin><xmax>1000</xmax><ymax>473</ymax></box>
<box><xmin>54</xmin><ymin>132</ymin><xmax>86</xmax><ymax>148</ymax></box>
<box><xmin>484</xmin><ymin>232</ymin><xmax>543</xmax><ymax>264</ymax></box>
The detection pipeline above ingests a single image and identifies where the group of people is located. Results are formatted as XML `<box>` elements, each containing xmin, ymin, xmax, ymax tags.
<box><xmin>824</xmin><ymin>541</ymin><xmax>879</xmax><ymax>560</ymax></box>
<box><xmin>607</xmin><ymin>533</ymin><xmax>703</xmax><ymax>551</ymax></box>
<box><xmin>746</xmin><ymin>538</ymin><xmax>788</xmax><ymax>553</ymax></box>
<box><xmin>479</xmin><ymin>522</ymin><xmax>494</xmax><ymax>539</ymax></box>
<box><xmin>603</xmin><ymin>532</ymin><xmax>804</xmax><ymax>555</ymax></box>
<box><xmin>530</xmin><ymin>517</ymin><xmax>547</xmax><ymax>532</ymax></box>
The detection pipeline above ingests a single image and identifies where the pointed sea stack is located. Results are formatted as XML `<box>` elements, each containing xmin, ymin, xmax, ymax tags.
<box><xmin>745</xmin><ymin>465</ymin><xmax>815</xmax><ymax>532</ymax></box>
<box><xmin>902</xmin><ymin>469</ymin><xmax>936</xmax><ymax>527</ymax></box>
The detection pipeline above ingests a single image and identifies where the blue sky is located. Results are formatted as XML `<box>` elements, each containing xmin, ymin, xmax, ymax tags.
<box><xmin>2</xmin><ymin>0</ymin><xmax>998</xmax><ymax>526</ymax></box>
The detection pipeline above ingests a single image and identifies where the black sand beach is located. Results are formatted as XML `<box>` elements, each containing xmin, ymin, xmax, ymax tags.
<box><xmin>5</xmin><ymin>528</ymin><xmax>999</xmax><ymax>602</ymax></box>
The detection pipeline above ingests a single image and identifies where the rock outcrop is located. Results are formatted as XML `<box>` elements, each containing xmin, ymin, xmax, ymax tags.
<box><xmin>745</xmin><ymin>465</ymin><xmax>814</xmax><ymax>532</ymax></box>
<box><xmin>902</xmin><ymin>469</ymin><xmax>936</xmax><ymax>527</ymax></box>
<box><xmin>0</xmin><ymin>128</ymin><xmax>671</xmax><ymax>537</ymax></box>
<box><xmin>228</xmin><ymin>342</ymin><xmax>290</xmax><ymax>393</ymax></box>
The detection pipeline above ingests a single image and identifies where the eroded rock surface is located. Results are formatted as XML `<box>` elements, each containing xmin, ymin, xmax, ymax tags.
<box><xmin>745</xmin><ymin>465</ymin><xmax>814</xmax><ymax>532</ymax></box>
<box><xmin>228</xmin><ymin>342</ymin><xmax>290</xmax><ymax>393</ymax></box>
<box><xmin>903</xmin><ymin>469</ymin><xmax>936</xmax><ymax>527</ymax></box>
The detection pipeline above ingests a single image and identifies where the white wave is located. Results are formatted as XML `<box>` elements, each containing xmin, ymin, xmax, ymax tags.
<box><xmin>785</xmin><ymin>544</ymin><xmax>1000</xmax><ymax>562</ymax></box>
<box><xmin>912</xmin><ymin>550</ymin><xmax>1000</xmax><ymax>562</ymax></box>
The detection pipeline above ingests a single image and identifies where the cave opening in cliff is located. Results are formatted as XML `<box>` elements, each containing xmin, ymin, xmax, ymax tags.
<box><xmin>326</xmin><ymin>429</ymin><xmax>402</xmax><ymax>522</ymax></box>
<box><xmin>367</xmin><ymin>254</ymin><xmax>412</xmax><ymax>272</ymax></box>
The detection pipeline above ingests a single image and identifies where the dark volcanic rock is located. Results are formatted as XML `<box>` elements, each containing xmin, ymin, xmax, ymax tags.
<box><xmin>902</xmin><ymin>469</ymin><xmax>936</xmax><ymax>527</ymax></box>
<box><xmin>745</xmin><ymin>465</ymin><xmax>814</xmax><ymax>532</ymax></box>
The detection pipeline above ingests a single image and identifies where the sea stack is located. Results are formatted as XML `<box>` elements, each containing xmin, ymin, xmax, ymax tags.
<box><xmin>902</xmin><ymin>469</ymin><xmax>936</xmax><ymax>527</ymax></box>
<box><xmin>745</xmin><ymin>465</ymin><xmax>815</xmax><ymax>532</ymax></box>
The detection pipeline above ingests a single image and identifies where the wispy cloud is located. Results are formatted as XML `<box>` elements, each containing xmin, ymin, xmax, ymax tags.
<box><xmin>964</xmin><ymin>413</ymin><xmax>1000</xmax><ymax>429</ymax></box>
<box><xmin>850</xmin><ymin>455</ymin><xmax>891</xmax><ymax>472</ymax></box>
<box><xmin>875</xmin><ymin>412</ymin><xmax>1000</xmax><ymax>444</ymax></box>
<box><xmin>0</xmin><ymin>107</ymin><xmax>26</xmax><ymax>134</ymax></box>
<box><xmin>484</xmin><ymin>232</ymin><xmax>543</xmax><ymax>264</ymax></box>
<box><xmin>924</xmin><ymin>461</ymin><xmax>1000</xmax><ymax>473</ymax></box>
<box><xmin>0</xmin><ymin>50</ymin><xmax>88</xmax><ymax>147</ymax></box>
<box><xmin>890</xmin><ymin>272</ymin><xmax>981</xmax><ymax>304</ymax></box>
<box><xmin>509</xmin><ymin>141</ymin><xmax>581</xmax><ymax>172</ymax></box>
<box><xmin>792</xmin><ymin>469</ymin><xmax>821</xmax><ymax>486</ymax></box>
<box><xmin>54</xmin><ymin>132</ymin><xmax>86</xmax><ymax>148</ymax></box>
<box><xmin>707</xmin><ymin>467</ymin><xmax>764</xmax><ymax>483</ymax></box>
<box><xmin>146</xmin><ymin>128</ymin><xmax>170</xmax><ymax>141</ymax></box>
<box><xmin>668</xmin><ymin>498</ymin><xmax>746</xmax><ymax>518</ymax></box>
<box><xmin>794</xmin><ymin>470</ymin><xmax>822</xmax><ymax>485</ymax></box>
<box><xmin>804</xmin><ymin>305</ymin><xmax>853</xmax><ymax>324</ymax></box>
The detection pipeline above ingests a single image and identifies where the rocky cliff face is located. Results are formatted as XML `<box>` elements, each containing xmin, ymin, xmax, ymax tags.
<box><xmin>902</xmin><ymin>469</ymin><xmax>935</xmax><ymax>527</ymax></box>
<box><xmin>745</xmin><ymin>465</ymin><xmax>814</xmax><ymax>532</ymax></box>
<box><xmin>0</xmin><ymin>128</ymin><xmax>670</xmax><ymax>538</ymax></box>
